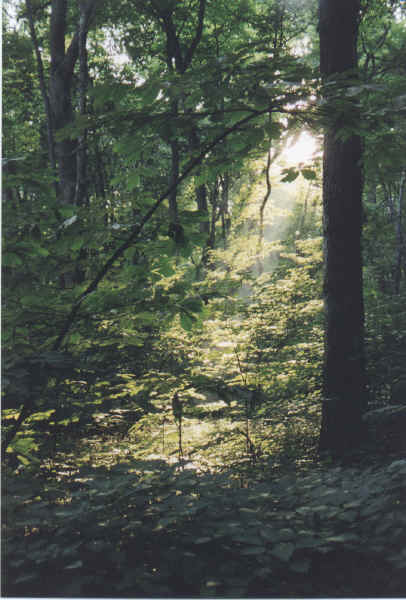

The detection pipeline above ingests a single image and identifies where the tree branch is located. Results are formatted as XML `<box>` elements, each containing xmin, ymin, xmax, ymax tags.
<box><xmin>65</xmin><ymin>0</ymin><xmax>97</xmax><ymax>75</ymax></box>
<box><xmin>183</xmin><ymin>0</ymin><xmax>206</xmax><ymax>72</ymax></box>
<box><xmin>53</xmin><ymin>106</ymin><xmax>274</xmax><ymax>351</ymax></box>
<box><xmin>160</xmin><ymin>11</ymin><xmax>184</xmax><ymax>72</ymax></box>
<box><xmin>4</xmin><ymin>106</ymin><xmax>274</xmax><ymax>452</ymax></box>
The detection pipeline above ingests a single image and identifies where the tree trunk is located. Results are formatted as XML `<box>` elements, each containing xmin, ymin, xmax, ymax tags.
<box><xmin>49</xmin><ymin>0</ymin><xmax>96</xmax><ymax>205</ymax></box>
<box><xmin>394</xmin><ymin>172</ymin><xmax>405</xmax><ymax>294</ymax></box>
<box><xmin>220</xmin><ymin>172</ymin><xmax>230</xmax><ymax>248</ymax></box>
<box><xmin>49</xmin><ymin>0</ymin><xmax>77</xmax><ymax>204</ymax></box>
<box><xmin>25</xmin><ymin>0</ymin><xmax>58</xmax><ymax>193</ymax></box>
<box><xmin>257</xmin><ymin>148</ymin><xmax>272</xmax><ymax>274</ymax></box>
<box><xmin>75</xmin><ymin>0</ymin><xmax>89</xmax><ymax>206</ymax></box>
<box><xmin>189</xmin><ymin>128</ymin><xmax>209</xmax><ymax>235</ymax></box>
<box><xmin>155</xmin><ymin>0</ymin><xmax>207</xmax><ymax>244</ymax></box>
<box><xmin>318</xmin><ymin>0</ymin><xmax>366</xmax><ymax>455</ymax></box>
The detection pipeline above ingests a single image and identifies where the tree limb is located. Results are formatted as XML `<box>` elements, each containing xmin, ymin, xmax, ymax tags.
<box><xmin>4</xmin><ymin>106</ymin><xmax>274</xmax><ymax>452</ymax></box>
<box><xmin>64</xmin><ymin>0</ymin><xmax>97</xmax><ymax>75</ymax></box>
<box><xmin>53</xmin><ymin>106</ymin><xmax>274</xmax><ymax>351</ymax></box>
<box><xmin>183</xmin><ymin>0</ymin><xmax>206</xmax><ymax>72</ymax></box>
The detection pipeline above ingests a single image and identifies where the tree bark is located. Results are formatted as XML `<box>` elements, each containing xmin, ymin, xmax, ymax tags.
<box><xmin>25</xmin><ymin>0</ymin><xmax>58</xmax><ymax>194</ymax></box>
<box><xmin>49</xmin><ymin>0</ymin><xmax>96</xmax><ymax>205</ymax></box>
<box><xmin>220</xmin><ymin>172</ymin><xmax>230</xmax><ymax>248</ymax></box>
<box><xmin>318</xmin><ymin>0</ymin><xmax>366</xmax><ymax>455</ymax></box>
<box><xmin>394</xmin><ymin>171</ymin><xmax>405</xmax><ymax>294</ymax></box>
<box><xmin>257</xmin><ymin>148</ymin><xmax>272</xmax><ymax>275</ymax></box>
<box><xmin>75</xmin><ymin>0</ymin><xmax>89</xmax><ymax>206</ymax></box>
<box><xmin>3</xmin><ymin>105</ymin><xmax>275</xmax><ymax>451</ymax></box>
<box><xmin>157</xmin><ymin>1</ymin><xmax>207</xmax><ymax>244</ymax></box>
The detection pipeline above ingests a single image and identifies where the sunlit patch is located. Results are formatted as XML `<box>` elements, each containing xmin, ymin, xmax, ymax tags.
<box><xmin>283</xmin><ymin>132</ymin><xmax>319</xmax><ymax>166</ymax></box>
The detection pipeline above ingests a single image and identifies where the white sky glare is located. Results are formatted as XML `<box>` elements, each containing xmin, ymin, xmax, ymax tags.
<box><xmin>282</xmin><ymin>132</ymin><xmax>320</xmax><ymax>166</ymax></box>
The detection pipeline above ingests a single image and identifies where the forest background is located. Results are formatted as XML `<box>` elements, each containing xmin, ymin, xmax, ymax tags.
<box><xmin>2</xmin><ymin>0</ymin><xmax>406</xmax><ymax>597</ymax></box>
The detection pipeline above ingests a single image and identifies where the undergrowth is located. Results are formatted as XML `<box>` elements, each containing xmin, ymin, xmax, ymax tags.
<box><xmin>3</xmin><ymin>425</ymin><xmax>406</xmax><ymax>598</ymax></box>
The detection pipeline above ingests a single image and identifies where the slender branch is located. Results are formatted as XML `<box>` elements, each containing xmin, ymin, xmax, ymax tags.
<box><xmin>257</xmin><ymin>131</ymin><xmax>282</xmax><ymax>273</ymax></box>
<box><xmin>234</xmin><ymin>347</ymin><xmax>247</xmax><ymax>387</ymax></box>
<box><xmin>158</xmin><ymin>0</ymin><xmax>206</xmax><ymax>73</ymax></box>
<box><xmin>259</xmin><ymin>148</ymin><xmax>272</xmax><ymax>246</ymax></box>
<box><xmin>2</xmin><ymin>403</ymin><xmax>32</xmax><ymax>457</ymax></box>
<box><xmin>183</xmin><ymin>0</ymin><xmax>206</xmax><ymax>71</ymax></box>
<box><xmin>53</xmin><ymin>107</ymin><xmax>273</xmax><ymax>351</ymax></box>
<box><xmin>4</xmin><ymin>107</ymin><xmax>273</xmax><ymax>452</ymax></box>
<box><xmin>64</xmin><ymin>0</ymin><xmax>97</xmax><ymax>75</ymax></box>
<box><xmin>161</xmin><ymin>12</ymin><xmax>184</xmax><ymax>72</ymax></box>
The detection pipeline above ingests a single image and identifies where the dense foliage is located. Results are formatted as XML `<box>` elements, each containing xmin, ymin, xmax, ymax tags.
<box><xmin>2</xmin><ymin>0</ymin><xmax>406</xmax><ymax>596</ymax></box>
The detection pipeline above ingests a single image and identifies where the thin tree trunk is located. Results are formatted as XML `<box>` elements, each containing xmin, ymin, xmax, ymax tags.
<box><xmin>169</xmin><ymin>138</ymin><xmax>180</xmax><ymax>229</ymax></box>
<box><xmin>220</xmin><ymin>173</ymin><xmax>230</xmax><ymax>248</ymax></box>
<box><xmin>318</xmin><ymin>0</ymin><xmax>366</xmax><ymax>455</ymax></box>
<box><xmin>257</xmin><ymin>148</ymin><xmax>272</xmax><ymax>274</ymax></box>
<box><xmin>208</xmin><ymin>180</ymin><xmax>220</xmax><ymax>251</ymax></box>
<box><xmin>157</xmin><ymin>0</ymin><xmax>207</xmax><ymax>243</ymax></box>
<box><xmin>297</xmin><ymin>182</ymin><xmax>312</xmax><ymax>237</ymax></box>
<box><xmin>4</xmin><ymin>104</ymin><xmax>272</xmax><ymax>452</ymax></box>
<box><xmin>25</xmin><ymin>0</ymin><xmax>58</xmax><ymax>194</ymax></box>
<box><xmin>394</xmin><ymin>172</ymin><xmax>405</xmax><ymax>294</ymax></box>
<box><xmin>189</xmin><ymin>128</ymin><xmax>209</xmax><ymax>234</ymax></box>
<box><xmin>75</xmin><ymin>0</ymin><xmax>89</xmax><ymax>206</ymax></box>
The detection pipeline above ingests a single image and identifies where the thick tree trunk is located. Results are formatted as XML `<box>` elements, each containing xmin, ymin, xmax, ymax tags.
<box><xmin>318</xmin><ymin>0</ymin><xmax>366</xmax><ymax>454</ymax></box>
<box><xmin>49</xmin><ymin>0</ymin><xmax>77</xmax><ymax>204</ymax></box>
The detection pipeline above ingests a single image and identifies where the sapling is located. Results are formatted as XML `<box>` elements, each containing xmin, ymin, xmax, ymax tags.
<box><xmin>172</xmin><ymin>392</ymin><xmax>184</xmax><ymax>463</ymax></box>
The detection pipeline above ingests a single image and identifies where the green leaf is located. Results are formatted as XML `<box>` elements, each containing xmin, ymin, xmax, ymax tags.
<box><xmin>127</xmin><ymin>173</ymin><xmax>141</xmax><ymax>191</ymax></box>
<box><xmin>69</xmin><ymin>332</ymin><xmax>82</xmax><ymax>345</ymax></box>
<box><xmin>270</xmin><ymin>542</ymin><xmax>295</xmax><ymax>562</ymax></box>
<box><xmin>205</xmin><ymin>580</ymin><xmax>222</xmax><ymax>588</ymax></box>
<box><xmin>26</xmin><ymin>241</ymin><xmax>49</xmax><ymax>257</ymax></box>
<box><xmin>301</xmin><ymin>168</ymin><xmax>317</xmax><ymax>181</ymax></box>
<box><xmin>71</xmin><ymin>237</ymin><xmax>85</xmax><ymax>251</ymax></box>
<box><xmin>325</xmin><ymin>533</ymin><xmax>359</xmax><ymax>543</ymax></box>
<box><xmin>194</xmin><ymin>536</ymin><xmax>212</xmax><ymax>544</ymax></box>
<box><xmin>157</xmin><ymin>259</ymin><xmax>175</xmax><ymax>277</ymax></box>
<box><xmin>180</xmin><ymin>313</ymin><xmax>195</xmax><ymax>331</ymax></box>
<box><xmin>240</xmin><ymin>545</ymin><xmax>266</xmax><ymax>555</ymax></box>
<box><xmin>59</xmin><ymin>204</ymin><xmax>76</xmax><ymax>218</ymax></box>
<box><xmin>181</xmin><ymin>297</ymin><xmax>203</xmax><ymax>313</ymax></box>
<box><xmin>139</xmin><ymin>79</ymin><xmax>162</xmax><ymax>104</ymax></box>
<box><xmin>3</xmin><ymin>252</ymin><xmax>23</xmax><ymax>267</ymax></box>
<box><xmin>65</xmin><ymin>560</ymin><xmax>83</xmax><ymax>570</ymax></box>
<box><xmin>135</xmin><ymin>312</ymin><xmax>157</xmax><ymax>325</ymax></box>
<box><xmin>281</xmin><ymin>168</ymin><xmax>299</xmax><ymax>183</ymax></box>
<box><xmin>264</xmin><ymin>120</ymin><xmax>283</xmax><ymax>140</ymax></box>
<box><xmin>290</xmin><ymin>557</ymin><xmax>312</xmax><ymax>573</ymax></box>
<box><xmin>14</xmin><ymin>573</ymin><xmax>38</xmax><ymax>585</ymax></box>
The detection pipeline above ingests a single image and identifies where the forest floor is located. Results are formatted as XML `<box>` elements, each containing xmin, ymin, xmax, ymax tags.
<box><xmin>3</xmin><ymin>400</ymin><xmax>406</xmax><ymax>598</ymax></box>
